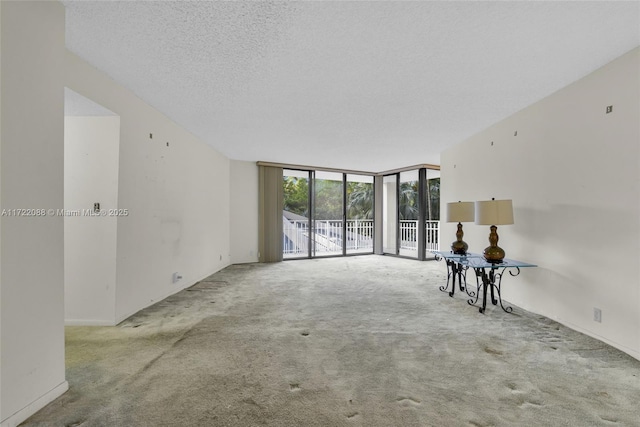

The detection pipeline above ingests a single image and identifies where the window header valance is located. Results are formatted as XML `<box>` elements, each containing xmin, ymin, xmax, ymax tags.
<box><xmin>256</xmin><ymin>161</ymin><xmax>439</xmax><ymax>176</ymax></box>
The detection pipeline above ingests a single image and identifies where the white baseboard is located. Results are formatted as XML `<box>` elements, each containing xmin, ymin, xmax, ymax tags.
<box><xmin>557</xmin><ymin>319</ymin><xmax>640</xmax><ymax>362</ymax></box>
<box><xmin>1</xmin><ymin>381</ymin><xmax>69</xmax><ymax>427</ymax></box>
<box><xmin>65</xmin><ymin>318</ymin><xmax>116</xmax><ymax>326</ymax></box>
<box><xmin>114</xmin><ymin>266</ymin><xmax>228</xmax><ymax>324</ymax></box>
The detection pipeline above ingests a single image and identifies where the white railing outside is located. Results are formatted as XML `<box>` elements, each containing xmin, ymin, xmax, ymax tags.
<box><xmin>282</xmin><ymin>217</ymin><xmax>309</xmax><ymax>257</ymax></box>
<box><xmin>283</xmin><ymin>217</ymin><xmax>439</xmax><ymax>257</ymax></box>
<box><xmin>400</xmin><ymin>220</ymin><xmax>439</xmax><ymax>252</ymax></box>
<box><xmin>283</xmin><ymin>219</ymin><xmax>374</xmax><ymax>257</ymax></box>
<box><xmin>399</xmin><ymin>220</ymin><xmax>418</xmax><ymax>250</ymax></box>
<box><xmin>425</xmin><ymin>220</ymin><xmax>440</xmax><ymax>252</ymax></box>
<box><xmin>346</xmin><ymin>219</ymin><xmax>374</xmax><ymax>251</ymax></box>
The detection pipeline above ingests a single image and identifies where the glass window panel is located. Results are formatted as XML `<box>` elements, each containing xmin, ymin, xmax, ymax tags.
<box><xmin>346</xmin><ymin>174</ymin><xmax>374</xmax><ymax>255</ymax></box>
<box><xmin>382</xmin><ymin>175</ymin><xmax>397</xmax><ymax>254</ymax></box>
<box><xmin>313</xmin><ymin>171</ymin><xmax>344</xmax><ymax>257</ymax></box>
<box><xmin>283</xmin><ymin>169</ymin><xmax>310</xmax><ymax>259</ymax></box>
<box><xmin>399</xmin><ymin>170</ymin><xmax>419</xmax><ymax>258</ymax></box>
<box><xmin>281</xmin><ymin>168</ymin><xmax>383</xmax><ymax>260</ymax></box>
<box><xmin>425</xmin><ymin>169</ymin><xmax>441</xmax><ymax>252</ymax></box>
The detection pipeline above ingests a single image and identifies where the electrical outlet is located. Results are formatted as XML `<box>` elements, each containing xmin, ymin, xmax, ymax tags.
<box><xmin>172</xmin><ymin>272</ymin><xmax>182</xmax><ymax>283</ymax></box>
<box><xmin>593</xmin><ymin>307</ymin><xmax>602</xmax><ymax>323</ymax></box>
<box><xmin>606</xmin><ymin>105</ymin><xmax>613</xmax><ymax>114</ymax></box>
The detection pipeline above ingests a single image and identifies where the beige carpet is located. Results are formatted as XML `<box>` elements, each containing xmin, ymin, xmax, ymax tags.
<box><xmin>22</xmin><ymin>256</ymin><xmax>640</xmax><ymax>426</ymax></box>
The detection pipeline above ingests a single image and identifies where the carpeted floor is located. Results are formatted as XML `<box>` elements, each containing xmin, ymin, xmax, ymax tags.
<box><xmin>22</xmin><ymin>256</ymin><xmax>640</xmax><ymax>426</ymax></box>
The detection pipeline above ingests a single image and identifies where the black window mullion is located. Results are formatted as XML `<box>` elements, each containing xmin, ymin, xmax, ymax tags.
<box><xmin>417</xmin><ymin>168</ymin><xmax>427</xmax><ymax>261</ymax></box>
<box><xmin>308</xmin><ymin>170</ymin><xmax>314</xmax><ymax>258</ymax></box>
<box><xmin>342</xmin><ymin>173</ymin><xmax>347</xmax><ymax>256</ymax></box>
<box><xmin>395</xmin><ymin>173</ymin><xmax>400</xmax><ymax>255</ymax></box>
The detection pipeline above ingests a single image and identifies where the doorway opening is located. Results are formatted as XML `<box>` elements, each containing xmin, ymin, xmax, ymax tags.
<box><xmin>64</xmin><ymin>88</ymin><xmax>120</xmax><ymax>326</ymax></box>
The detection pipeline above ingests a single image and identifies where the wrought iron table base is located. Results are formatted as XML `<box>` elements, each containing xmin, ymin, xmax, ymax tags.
<box><xmin>435</xmin><ymin>255</ymin><xmax>476</xmax><ymax>299</ymax></box>
<box><xmin>440</xmin><ymin>259</ymin><xmax>465</xmax><ymax>296</ymax></box>
<box><xmin>432</xmin><ymin>251</ymin><xmax>535</xmax><ymax>315</ymax></box>
<box><xmin>468</xmin><ymin>266</ymin><xmax>521</xmax><ymax>314</ymax></box>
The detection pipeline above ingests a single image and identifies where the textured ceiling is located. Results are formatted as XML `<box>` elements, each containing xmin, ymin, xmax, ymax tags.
<box><xmin>62</xmin><ymin>1</ymin><xmax>640</xmax><ymax>172</ymax></box>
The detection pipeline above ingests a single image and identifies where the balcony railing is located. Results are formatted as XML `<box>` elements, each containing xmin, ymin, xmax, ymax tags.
<box><xmin>400</xmin><ymin>220</ymin><xmax>440</xmax><ymax>252</ymax></box>
<box><xmin>283</xmin><ymin>217</ymin><xmax>439</xmax><ymax>257</ymax></box>
<box><xmin>283</xmin><ymin>218</ymin><xmax>374</xmax><ymax>257</ymax></box>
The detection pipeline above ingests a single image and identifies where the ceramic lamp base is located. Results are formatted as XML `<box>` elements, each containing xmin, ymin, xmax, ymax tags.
<box><xmin>483</xmin><ymin>245</ymin><xmax>505</xmax><ymax>263</ymax></box>
<box><xmin>451</xmin><ymin>240</ymin><xmax>468</xmax><ymax>255</ymax></box>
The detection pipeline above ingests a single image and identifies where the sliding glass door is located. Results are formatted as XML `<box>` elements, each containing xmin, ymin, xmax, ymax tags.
<box><xmin>283</xmin><ymin>169</ymin><xmax>374</xmax><ymax>259</ymax></box>
<box><xmin>382</xmin><ymin>167</ymin><xmax>440</xmax><ymax>258</ymax></box>
<box><xmin>399</xmin><ymin>170</ymin><xmax>419</xmax><ymax>258</ymax></box>
<box><xmin>346</xmin><ymin>174</ymin><xmax>374</xmax><ymax>254</ymax></box>
<box><xmin>424</xmin><ymin>169</ymin><xmax>441</xmax><ymax>252</ymax></box>
<box><xmin>382</xmin><ymin>174</ymin><xmax>397</xmax><ymax>254</ymax></box>
<box><xmin>313</xmin><ymin>171</ymin><xmax>344</xmax><ymax>257</ymax></box>
<box><xmin>283</xmin><ymin>169</ymin><xmax>311</xmax><ymax>259</ymax></box>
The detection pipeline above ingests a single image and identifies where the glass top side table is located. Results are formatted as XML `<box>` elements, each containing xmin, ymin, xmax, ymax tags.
<box><xmin>461</xmin><ymin>257</ymin><xmax>537</xmax><ymax>314</ymax></box>
<box><xmin>432</xmin><ymin>251</ymin><xmax>537</xmax><ymax>314</ymax></box>
<box><xmin>431</xmin><ymin>251</ymin><xmax>483</xmax><ymax>298</ymax></box>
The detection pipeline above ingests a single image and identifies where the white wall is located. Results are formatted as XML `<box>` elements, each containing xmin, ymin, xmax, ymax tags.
<box><xmin>441</xmin><ymin>47</ymin><xmax>640</xmax><ymax>360</ymax></box>
<box><xmin>230</xmin><ymin>160</ymin><xmax>259</xmax><ymax>264</ymax></box>
<box><xmin>65</xmin><ymin>52</ymin><xmax>232</xmax><ymax>323</ymax></box>
<box><xmin>64</xmin><ymin>116</ymin><xmax>120</xmax><ymax>325</ymax></box>
<box><xmin>1</xmin><ymin>2</ymin><xmax>233</xmax><ymax>421</ymax></box>
<box><xmin>1</xmin><ymin>1</ymin><xmax>3</xmax><ymax>417</ymax></box>
<box><xmin>0</xmin><ymin>2</ymin><xmax>68</xmax><ymax>426</ymax></box>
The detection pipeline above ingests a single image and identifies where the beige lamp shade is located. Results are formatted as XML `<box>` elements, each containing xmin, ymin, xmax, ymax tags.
<box><xmin>475</xmin><ymin>199</ymin><xmax>514</xmax><ymax>225</ymax></box>
<box><xmin>446</xmin><ymin>201</ymin><xmax>475</xmax><ymax>223</ymax></box>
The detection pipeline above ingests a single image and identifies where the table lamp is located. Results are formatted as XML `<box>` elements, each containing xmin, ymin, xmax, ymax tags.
<box><xmin>446</xmin><ymin>201</ymin><xmax>475</xmax><ymax>255</ymax></box>
<box><xmin>475</xmin><ymin>198</ymin><xmax>514</xmax><ymax>263</ymax></box>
